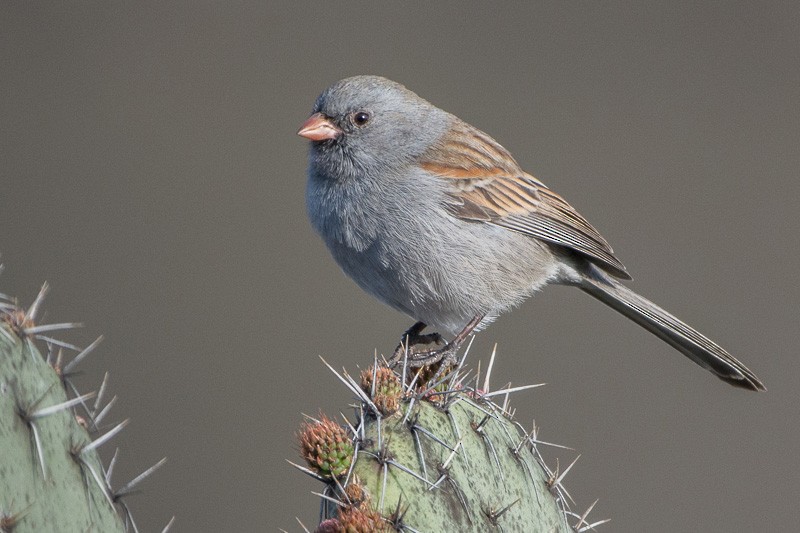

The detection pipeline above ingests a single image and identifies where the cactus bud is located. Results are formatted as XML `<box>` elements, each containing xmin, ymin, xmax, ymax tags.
<box><xmin>359</xmin><ymin>365</ymin><xmax>402</xmax><ymax>415</ymax></box>
<box><xmin>299</xmin><ymin>415</ymin><xmax>354</xmax><ymax>479</ymax></box>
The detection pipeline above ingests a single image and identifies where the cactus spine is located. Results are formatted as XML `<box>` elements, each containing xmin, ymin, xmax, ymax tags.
<box><xmin>294</xmin><ymin>353</ymin><xmax>608</xmax><ymax>532</ymax></box>
<box><xmin>0</xmin><ymin>282</ymin><xmax>167</xmax><ymax>532</ymax></box>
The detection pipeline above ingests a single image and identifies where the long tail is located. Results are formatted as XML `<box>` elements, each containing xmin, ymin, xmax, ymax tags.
<box><xmin>577</xmin><ymin>269</ymin><xmax>765</xmax><ymax>391</ymax></box>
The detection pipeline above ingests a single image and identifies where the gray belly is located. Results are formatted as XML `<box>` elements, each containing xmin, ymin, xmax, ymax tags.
<box><xmin>307</xmin><ymin>169</ymin><xmax>560</xmax><ymax>334</ymax></box>
<box><xmin>325</xmin><ymin>214</ymin><xmax>560</xmax><ymax>334</ymax></box>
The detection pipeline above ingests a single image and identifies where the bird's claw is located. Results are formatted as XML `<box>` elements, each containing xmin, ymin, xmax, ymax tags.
<box><xmin>389</xmin><ymin>322</ymin><xmax>446</xmax><ymax>368</ymax></box>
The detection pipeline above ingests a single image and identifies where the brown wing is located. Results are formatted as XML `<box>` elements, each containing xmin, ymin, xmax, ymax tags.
<box><xmin>420</xmin><ymin>119</ymin><xmax>631</xmax><ymax>280</ymax></box>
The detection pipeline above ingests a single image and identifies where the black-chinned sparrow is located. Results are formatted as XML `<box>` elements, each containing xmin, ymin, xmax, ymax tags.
<box><xmin>299</xmin><ymin>75</ymin><xmax>764</xmax><ymax>391</ymax></box>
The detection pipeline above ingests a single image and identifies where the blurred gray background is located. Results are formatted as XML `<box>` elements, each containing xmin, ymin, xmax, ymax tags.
<box><xmin>2</xmin><ymin>2</ymin><xmax>798</xmax><ymax>531</ymax></box>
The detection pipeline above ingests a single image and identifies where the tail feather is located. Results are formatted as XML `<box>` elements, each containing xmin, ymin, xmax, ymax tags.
<box><xmin>578</xmin><ymin>271</ymin><xmax>765</xmax><ymax>391</ymax></box>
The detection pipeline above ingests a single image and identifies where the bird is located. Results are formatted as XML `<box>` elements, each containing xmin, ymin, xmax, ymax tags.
<box><xmin>298</xmin><ymin>75</ymin><xmax>765</xmax><ymax>391</ymax></box>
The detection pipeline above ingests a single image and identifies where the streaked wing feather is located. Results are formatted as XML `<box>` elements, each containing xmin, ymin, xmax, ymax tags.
<box><xmin>422</xmin><ymin>118</ymin><xmax>631</xmax><ymax>280</ymax></box>
<box><xmin>496</xmin><ymin>213</ymin><xmax>629</xmax><ymax>278</ymax></box>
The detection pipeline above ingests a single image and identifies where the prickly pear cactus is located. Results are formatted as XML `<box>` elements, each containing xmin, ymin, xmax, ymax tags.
<box><xmin>293</xmin><ymin>352</ymin><xmax>608</xmax><ymax>532</ymax></box>
<box><xmin>0</xmin><ymin>281</ymin><xmax>168</xmax><ymax>532</ymax></box>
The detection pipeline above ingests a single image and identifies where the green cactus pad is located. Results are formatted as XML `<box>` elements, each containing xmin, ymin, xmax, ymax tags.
<box><xmin>0</xmin><ymin>324</ymin><xmax>126</xmax><ymax>532</ymax></box>
<box><xmin>0</xmin><ymin>282</ymin><xmax>167</xmax><ymax>532</ymax></box>
<box><xmin>297</xmin><ymin>356</ymin><xmax>607</xmax><ymax>532</ymax></box>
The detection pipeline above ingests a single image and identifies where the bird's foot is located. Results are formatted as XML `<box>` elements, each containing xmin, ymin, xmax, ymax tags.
<box><xmin>389</xmin><ymin>322</ymin><xmax>446</xmax><ymax>366</ymax></box>
<box><xmin>394</xmin><ymin>340</ymin><xmax>461</xmax><ymax>370</ymax></box>
<box><xmin>389</xmin><ymin>316</ymin><xmax>485</xmax><ymax>381</ymax></box>
<box><xmin>390</xmin><ymin>334</ymin><xmax>463</xmax><ymax>388</ymax></box>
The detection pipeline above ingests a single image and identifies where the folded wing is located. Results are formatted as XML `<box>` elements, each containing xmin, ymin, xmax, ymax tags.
<box><xmin>420</xmin><ymin>118</ymin><xmax>631</xmax><ymax>280</ymax></box>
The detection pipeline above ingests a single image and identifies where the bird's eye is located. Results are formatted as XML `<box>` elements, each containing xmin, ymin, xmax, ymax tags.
<box><xmin>352</xmin><ymin>111</ymin><xmax>371</xmax><ymax>126</ymax></box>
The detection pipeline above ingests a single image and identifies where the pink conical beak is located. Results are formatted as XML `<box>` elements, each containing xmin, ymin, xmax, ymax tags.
<box><xmin>297</xmin><ymin>113</ymin><xmax>342</xmax><ymax>141</ymax></box>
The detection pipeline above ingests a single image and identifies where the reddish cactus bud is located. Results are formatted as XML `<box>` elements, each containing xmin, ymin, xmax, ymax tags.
<box><xmin>359</xmin><ymin>366</ymin><xmax>402</xmax><ymax>415</ymax></box>
<box><xmin>299</xmin><ymin>415</ymin><xmax>354</xmax><ymax>479</ymax></box>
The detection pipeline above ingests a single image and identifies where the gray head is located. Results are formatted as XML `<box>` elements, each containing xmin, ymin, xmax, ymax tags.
<box><xmin>298</xmin><ymin>76</ymin><xmax>451</xmax><ymax>180</ymax></box>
